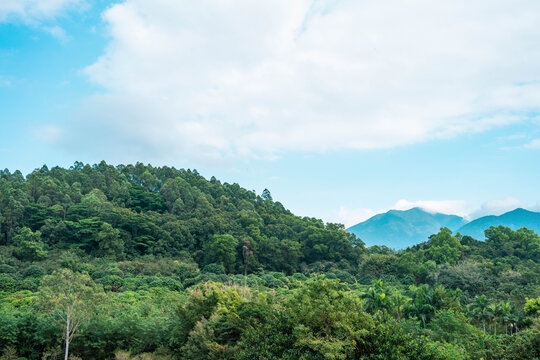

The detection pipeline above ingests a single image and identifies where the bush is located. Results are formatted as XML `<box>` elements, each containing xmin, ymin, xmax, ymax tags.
<box><xmin>0</xmin><ymin>264</ymin><xmax>16</xmax><ymax>274</ymax></box>
<box><xmin>78</xmin><ymin>263</ymin><xmax>96</xmax><ymax>274</ymax></box>
<box><xmin>260</xmin><ymin>274</ymin><xmax>284</xmax><ymax>288</ymax></box>
<box><xmin>202</xmin><ymin>264</ymin><xmax>225</xmax><ymax>275</ymax></box>
<box><xmin>22</xmin><ymin>265</ymin><xmax>46</xmax><ymax>278</ymax></box>
<box><xmin>0</xmin><ymin>275</ymin><xmax>17</xmax><ymax>292</ymax></box>
<box><xmin>98</xmin><ymin>275</ymin><xmax>124</xmax><ymax>289</ymax></box>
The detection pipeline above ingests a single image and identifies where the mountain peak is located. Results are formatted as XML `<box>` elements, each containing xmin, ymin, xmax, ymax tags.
<box><xmin>388</xmin><ymin>207</ymin><xmax>426</xmax><ymax>214</ymax></box>
<box><xmin>348</xmin><ymin>208</ymin><xmax>466</xmax><ymax>249</ymax></box>
<box><xmin>457</xmin><ymin>208</ymin><xmax>540</xmax><ymax>239</ymax></box>
<box><xmin>505</xmin><ymin>207</ymin><xmax>531</xmax><ymax>215</ymax></box>
<box><xmin>347</xmin><ymin>206</ymin><xmax>540</xmax><ymax>249</ymax></box>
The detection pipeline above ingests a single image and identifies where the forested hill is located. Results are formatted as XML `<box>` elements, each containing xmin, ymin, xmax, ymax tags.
<box><xmin>0</xmin><ymin>161</ymin><xmax>362</xmax><ymax>273</ymax></box>
<box><xmin>1</xmin><ymin>162</ymin><xmax>540</xmax><ymax>359</ymax></box>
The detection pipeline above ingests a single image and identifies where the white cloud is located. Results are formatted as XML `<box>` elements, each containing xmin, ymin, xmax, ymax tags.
<box><xmin>0</xmin><ymin>0</ymin><xmax>80</xmax><ymax>23</ymax></box>
<box><xmin>337</xmin><ymin>206</ymin><xmax>379</xmax><ymax>227</ymax></box>
<box><xmin>66</xmin><ymin>0</ymin><xmax>540</xmax><ymax>161</ymax></box>
<box><xmin>43</xmin><ymin>25</ymin><xmax>69</xmax><ymax>43</ymax></box>
<box><xmin>470</xmin><ymin>197</ymin><xmax>525</xmax><ymax>218</ymax></box>
<box><xmin>393</xmin><ymin>199</ymin><xmax>472</xmax><ymax>217</ymax></box>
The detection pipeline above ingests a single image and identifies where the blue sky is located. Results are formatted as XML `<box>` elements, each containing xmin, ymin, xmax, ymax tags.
<box><xmin>1</xmin><ymin>0</ymin><xmax>540</xmax><ymax>226</ymax></box>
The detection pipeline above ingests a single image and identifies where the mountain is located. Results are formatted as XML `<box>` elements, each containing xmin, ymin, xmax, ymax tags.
<box><xmin>457</xmin><ymin>208</ymin><xmax>540</xmax><ymax>239</ymax></box>
<box><xmin>347</xmin><ymin>207</ymin><xmax>467</xmax><ymax>249</ymax></box>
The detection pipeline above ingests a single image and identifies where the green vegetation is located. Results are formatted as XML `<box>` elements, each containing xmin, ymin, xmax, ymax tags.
<box><xmin>0</xmin><ymin>162</ymin><xmax>539</xmax><ymax>359</ymax></box>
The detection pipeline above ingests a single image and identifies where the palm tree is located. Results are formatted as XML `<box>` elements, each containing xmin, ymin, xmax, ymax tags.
<box><xmin>361</xmin><ymin>280</ymin><xmax>389</xmax><ymax>315</ymax></box>
<box><xmin>470</xmin><ymin>295</ymin><xmax>490</xmax><ymax>334</ymax></box>
<box><xmin>498</xmin><ymin>302</ymin><xmax>512</xmax><ymax>335</ymax></box>
<box><xmin>509</xmin><ymin>312</ymin><xmax>523</xmax><ymax>335</ymax></box>
<box><xmin>406</xmin><ymin>285</ymin><xmax>440</xmax><ymax>328</ymax></box>
<box><xmin>487</xmin><ymin>303</ymin><xmax>499</xmax><ymax>334</ymax></box>
<box><xmin>391</xmin><ymin>291</ymin><xmax>407</xmax><ymax>321</ymax></box>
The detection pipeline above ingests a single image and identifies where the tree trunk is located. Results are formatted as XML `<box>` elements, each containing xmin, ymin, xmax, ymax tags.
<box><xmin>65</xmin><ymin>313</ymin><xmax>70</xmax><ymax>360</ymax></box>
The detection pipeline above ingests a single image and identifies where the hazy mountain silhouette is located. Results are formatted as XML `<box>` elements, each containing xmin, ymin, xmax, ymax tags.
<box><xmin>347</xmin><ymin>207</ymin><xmax>466</xmax><ymax>249</ymax></box>
<box><xmin>457</xmin><ymin>208</ymin><xmax>540</xmax><ymax>239</ymax></box>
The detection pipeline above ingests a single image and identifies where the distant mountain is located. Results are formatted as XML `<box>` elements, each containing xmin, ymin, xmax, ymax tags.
<box><xmin>457</xmin><ymin>208</ymin><xmax>540</xmax><ymax>239</ymax></box>
<box><xmin>347</xmin><ymin>207</ymin><xmax>467</xmax><ymax>249</ymax></box>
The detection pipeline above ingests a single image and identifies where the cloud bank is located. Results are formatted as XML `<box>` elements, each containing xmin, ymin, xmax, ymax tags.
<box><xmin>64</xmin><ymin>0</ymin><xmax>540</xmax><ymax>161</ymax></box>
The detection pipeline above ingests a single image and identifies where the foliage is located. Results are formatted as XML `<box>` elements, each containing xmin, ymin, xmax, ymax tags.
<box><xmin>0</xmin><ymin>162</ymin><xmax>539</xmax><ymax>359</ymax></box>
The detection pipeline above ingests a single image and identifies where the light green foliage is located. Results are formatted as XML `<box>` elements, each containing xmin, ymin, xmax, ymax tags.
<box><xmin>361</xmin><ymin>279</ymin><xmax>392</xmax><ymax>315</ymax></box>
<box><xmin>524</xmin><ymin>297</ymin><xmax>540</xmax><ymax>317</ymax></box>
<box><xmin>13</xmin><ymin>227</ymin><xmax>47</xmax><ymax>261</ymax></box>
<box><xmin>427</xmin><ymin>310</ymin><xmax>483</xmax><ymax>356</ymax></box>
<box><xmin>39</xmin><ymin>269</ymin><xmax>106</xmax><ymax>360</ymax></box>
<box><xmin>426</xmin><ymin>228</ymin><xmax>463</xmax><ymax>265</ymax></box>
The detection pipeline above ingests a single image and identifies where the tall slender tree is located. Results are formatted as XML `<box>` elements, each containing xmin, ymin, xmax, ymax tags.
<box><xmin>39</xmin><ymin>269</ymin><xmax>105</xmax><ymax>360</ymax></box>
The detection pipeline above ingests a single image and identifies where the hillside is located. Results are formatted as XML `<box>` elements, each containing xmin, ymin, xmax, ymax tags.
<box><xmin>458</xmin><ymin>208</ymin><xmax>540</xmax><ymax>240</ymax></box>
<box><xmin>0</xmin><ymin>161</ymin><xmax>362</xmax><ymax>273</ymax></box>
<box><xmin>0</xmin><ymin>163</ymin><xmax>539</xmax><ymax>359</ymax></box>
<box><xmin>347</xmin><ymin>207</ymin><xmax>467</xmax><ymax>249</ymax></box>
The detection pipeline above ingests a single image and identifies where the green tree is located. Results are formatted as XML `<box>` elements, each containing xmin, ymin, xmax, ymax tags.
<box><xmin>524</xmin><ymin>297</ymin><xmax>540</xmax><ymax>317</ymax></box>
<box><xmin>361</xmin><ymin>279</ymin><xmax>391</xmax><ymax>315</ymax></box>
<box><xmin>406</xmin><ymin>285</ymin><xmax>442</xmax><ymax>328</ymax></box>
<box><xmin>95</xmin><ymin>223</ymin><xmax>124</xmax><ymax>259</ymax></box>
<box><xmin>13</xmin><ymin>227</ymin><xmax>47</xmax><ymax>261</ymax></box>
<box><xmin>469</xmin><ymin>295</ymin><xmax>490</xmax><ymax>334</ymax></box>
<box><xmin>498</xmin><ymin>302</ymin><xmax>513</xmax><ymax>334</ymax></box>
<box><xmin>39</xmin><ymin>269</ymin><xmax>105</xmax><ymax>360</ymax></box>
<box><xmin>203</xmin><ymin>234</ymin><xmax>238</xmax><ymax>274</ymax></box>
<box><xmin>261</xmin><ymin>189</ymin><xmax>272</xmax><ymax>201</ymax></box>
<box><xmin>426</xmin><ymin>228</ymin><xmax>462</xmax><ymax>265</ymax></box>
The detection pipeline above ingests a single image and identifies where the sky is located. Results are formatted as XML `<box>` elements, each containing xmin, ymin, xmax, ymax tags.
<box><xmin>1</xmin><ymin>0</ymin><xmax>540</xmax><ymax>227</ymax></box>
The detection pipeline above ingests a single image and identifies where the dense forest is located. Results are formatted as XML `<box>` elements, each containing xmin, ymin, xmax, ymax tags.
<box><xmin>0</xmin><ymin>162</ymin><xmax>539</xmax><ymax>359</ymax></box>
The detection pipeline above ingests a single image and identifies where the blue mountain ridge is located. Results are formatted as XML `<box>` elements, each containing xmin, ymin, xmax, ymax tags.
<box><xmin>347</xmin><ymin>207</ymin><xmax>540</xmax><ymax>249</ymax></box>
<box><xmin>347</xmin><ymin>207</ymin><xmax>467</xmax><ymax>249</ymax></box>
<box><xmin>456</xmin><ymin>208</ymin><xmax>540</xmax><ymax>240</ymax></box>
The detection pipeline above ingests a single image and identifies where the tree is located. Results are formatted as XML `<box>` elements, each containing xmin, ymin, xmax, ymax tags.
<box><xmin>203</xmin><ymin>234</ymin><xmax>238</xmax><ymax>273</ymax></box>
<box><xmin>261</xmin><ymin>189</ymin><xmax>272</xmax><ymax>201</ymax></box>
<box><xmin>160</xmin><ymin>178</ymin><xmax>180</xmax><ymax>213</ymax></box>
<box><xmin>95</xmin><ymin>223</ymin><xmax>124</xmax><ymax>259</ymax></box>
<box><xmin>498</xmin><ymin>302</ymin><xmax>512</xmax><ymax>334</ymax></box>
<box><xmin>406</xmin><ymin>285</ymin><xmax>442</xmax><ymax>328</ymax></box>
<box><xmin>39</xmin><ymin>269</ymin><xmax>105</xmax><ymax>360</ymax></box>
<box><xmin>426</xmin><ymin>228</ymin><xmax>462</xmax><ymax>265</ymax></box>
<box><xmin>361</xmin><ymin>279</ymin><xmax>391</xmax><ymax>315</ymax></box>
<box><xmin>487</xmin><ymin>303</ymin><xmax>499</xmax><ymax>334</ymax></box>
<box><xmin>391</xmin><ymin>291</ymin><xmax>408</xmax><ymax>321</ymax></box>
<box><xmin>469</xmin><ymin>295</ymin><xmax>490</xmax><ymax>334</ymax></box>
<box><xmin>241</xmin><ymin>237</ymin><xmax>253</xmax><ymax>278</ymax></box>
<box><xmin>13</xmin><ymin>227</ymin><xmax>47</xmax><ymax>261</ymax></box>
<box><xmin>524</xmin><ymin>296</ymin><xmax>540</xmax><ymax>317</ymax></box>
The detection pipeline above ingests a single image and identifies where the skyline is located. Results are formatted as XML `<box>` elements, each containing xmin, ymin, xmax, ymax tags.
<box><xmin>1</xmin><ymin>0</ymin><xmax>540</xmax><ymax>227</ymax></box>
